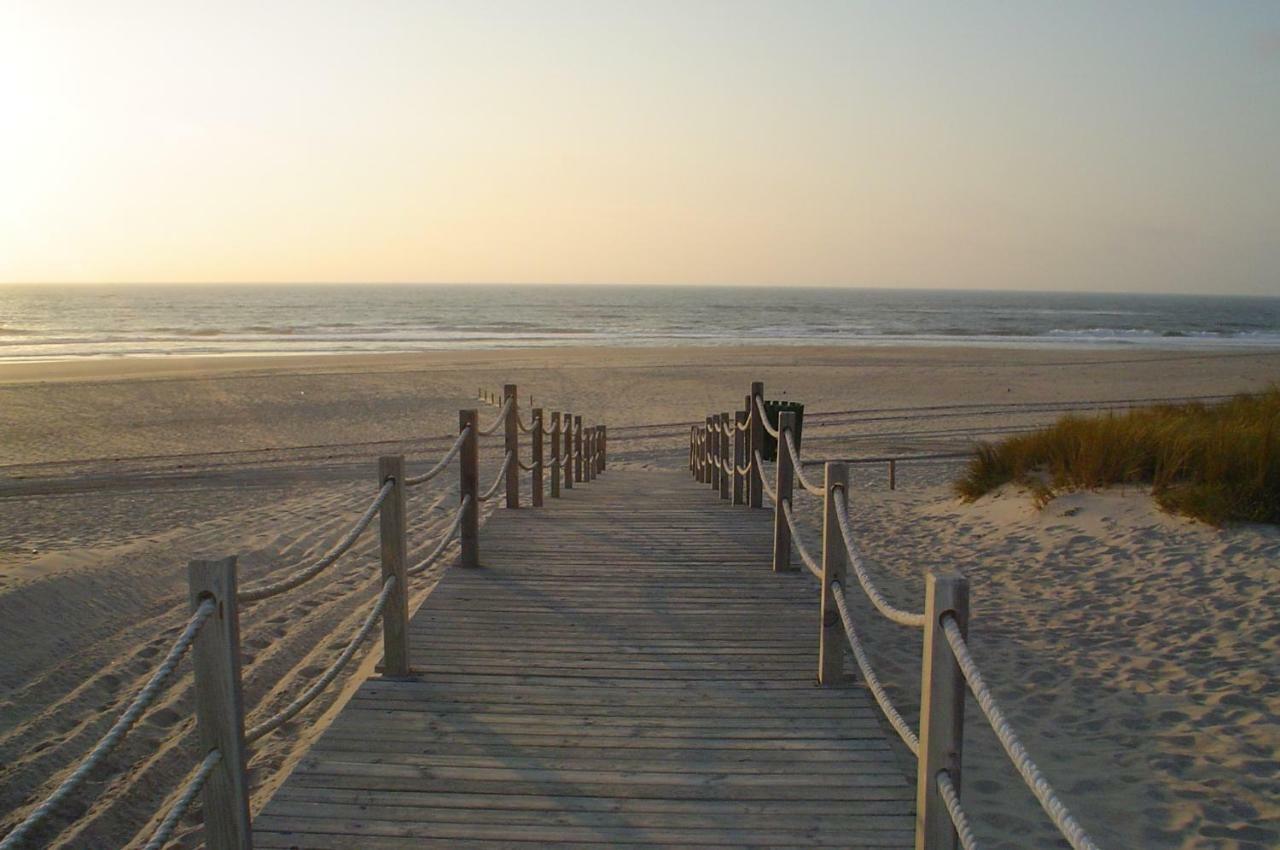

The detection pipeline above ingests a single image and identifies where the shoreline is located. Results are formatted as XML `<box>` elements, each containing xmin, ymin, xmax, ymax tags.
<box><xmin>4</xmin><ymin>342</ymin><xmax>1280</xmax><ymax>386</ymax></box>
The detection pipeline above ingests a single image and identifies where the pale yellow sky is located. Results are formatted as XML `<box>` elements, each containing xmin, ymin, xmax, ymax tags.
<box><xmin>1</xmin><ymin>2</ymin><xmax>1277</xmax><ymax>294</ymax></box>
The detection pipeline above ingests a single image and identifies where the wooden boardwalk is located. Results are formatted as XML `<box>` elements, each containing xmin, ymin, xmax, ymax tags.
<box><xmin>255</xmin><ymin>468</ymin><xmax>915</xmax><ymax>848</ymax></box>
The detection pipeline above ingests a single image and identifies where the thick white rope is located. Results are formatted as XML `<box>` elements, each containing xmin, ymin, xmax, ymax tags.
<box><xmin>518</xmin><ymin>459</ymin><xmax>542</xmax><ymax>472</ymax></box>
<box><xmin>780</xmin><ymin>500</ymin><xmax>822</xmax><ymax>580</ymax></box>
<box><xmin>737</xmin><ymin>407</ymin><xmax>753</xmax><ymax>430</ymax></box>
<box><xmin>140</xmin><ymin>748</ymin><xmax>222</xmax><ymax>850</ymax></box>
<box><xmin>516</xmin><ymin>410</ymin><xmax>534</xmax><ymax>433</ymax></box>
<box><xmin>937</xmin><ymin>770</ymin><xmax>981</xmax><ymax>850</ymax></box>
<box><xmin>477</xmin><ymin>397</ymin><xmax>512</xmax><ymax>436</ymax></box>
<box><xmin>784</xmin><ymin>431</ymin><xmax>825</xmax><ymax>496</ymax></box>
<box><xmin>830</xmin><ymin>580</ymin><xmax>920</xmax><ymax>755</ymax></box>
<box><xmin>407</xmin><ymin>498</ymin><xmax>470</xmax><ymax>576</ymax></box>
<box><xmin>942</xmin><ymin>617</ymin><xmax>1101</xmax><ymax>850</ymax></box>
<box><xmin>476</xmin><ymin>452</ymin><xmax>513</xmax><ymax>502</ymax></box>
<box><xmin>755</xmin><ymin>450</ymin><xmax>776</xmax><ymax>501</ymax></box>
<box><xmin>246</xmin><ymin>575</ymin><xmax>396</xmax><ymax>743</ymax></box>
<box><xmin>0</xmin><ymin>600</ymin><xmax>215</xmax><ymax>850</ymax></box>
<box><xmin>754</xmin><ymin>395</ymin><xmax>780</xmax><ymax>438</ymax></box>
<box><xmin>736</xmin><ymin>460</ymin><xmax>752</xmax><ymax>476</ymax></box>
<box><xmin>831</xmin><ymin>488</ymin><xmax>926</xmax><ymax>628</ymax></box>
<box><xmin>405</xmin><ymin>428</ymin><xmax>469</xmax><ymax>487</ymax></box>
<box><xmin>238</xmin><ymin>480</ymin><xmax>392</xmax><ymax>603</ymax></box>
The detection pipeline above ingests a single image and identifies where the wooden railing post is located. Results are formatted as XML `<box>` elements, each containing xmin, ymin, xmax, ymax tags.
<box><xmin>532</xmin><ymin>408</ymin><xmax>544</xmax><ymax>507</ymax></box>
<box><xmin>748</xmin><ymin>381</ymin><xmax>764</xmax><ymax>507</ymax></box>
<box><xmin>377</xmin><ymin>456</ymin><xmax>411</xmax><ymax>677</ymax></box>
<box><xmin>692</xmin><ymin>428</ymin><xmax>698</xmax><ymax>480</ymax></box>
<box><xmin>719</xmin><ymin>412</ymin><xmax>731</xmax><ymax>500</ymax></box>
<box><xmin>771</xmin><ymin>411</ymin><xmax>797</xmax><ymax>572</ymax></box>
<box><xmin>504</xmin><ymin>384</ymin><xmax>520</xmax><ymax>509</ymax></box>
<box><xmin>599</xmin><ymin>425</ymin><xmax>607</xmax><ymax>473</ymax></box>
<box><xmin>733</xmin><ymin>411</ymin><xmax>746</xmax><ymax>504</ymax></box>
<box><xmin>819</xmin><ymin>461</ymin><xmax>849</xmax><ymax>685</ymax></box>
<box><xmin>550</xmin><ymin>412</ymin><xmax>562</xmax><ymax>498</ymax></box>
<box><xmin>459</xmin><ymin>410</ymin><xmax>479</xmax><ymax>568</ymax></box>
<box><xmin>707</xmin><ymin>416</ymin><xmax>718</xmax><ymax>491</ymax></box>
<box><xmin>574</xmin><ymin>415</ymin><xmax>584</xmax><ymax>483</ymax></box>
<box><xmin>915</xmin><ymin>573</ymin><xmax>969</xmax><ymax>850</ymax></box>
<box><xmin>563</xmin><ymin>412</ymin><xmax>574</xmax><ymax>490</ymax></box>
<box><xmin>187</xmin><ymin>557</ymin><xmax>252</xmax><ymax>850</ymax></box>
<box><xmin>889</xmin><ymin>459</ymin><xmax>897</xmax><ymax>491</ymax></box>
<box><xmin>589</xmin><ymin>428</ymin><xmax>598</xmax><ymax>480</ymax></box>
<box><xmin>584</xmin><ymin>428</ymin><xmax>593</xmax><ymax>482</ymax></box>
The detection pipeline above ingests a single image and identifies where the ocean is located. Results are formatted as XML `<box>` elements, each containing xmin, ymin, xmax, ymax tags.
<box><xmin>1</xmin><ymin>284</ymin><xmax>1279</xmax><ymax>362</ymax></box>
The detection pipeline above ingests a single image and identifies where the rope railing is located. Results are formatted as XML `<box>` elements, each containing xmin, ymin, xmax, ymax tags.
<box><xmin>690</xmin><ymin>380</ymin><xmax>1101</xmax><ymax>850</ymax></box>
<box><xmin>404</xmin><ymin>427</ymin><xmax>470</xmax><ymax>487</ymax></box>
<box><xmin>141</xmin><ymin>748</ymin><xmax>222</xmax><ymax>850</ymax></box>
<box><xmin>408</xmin><ymin>498</ymin><xmax>469</xmax><ymax>576</ymax></box>
<box><xmin>477</xmin><ymin>396</ymin><xmax>513</xmax><ymax>436</ymax></box>
<box><xmin>0</xmin><ymin>599</ymin><xmax>216</xmax><ymax>850</ymax></box>
<box><xmin>0</xmin><ymin>382</ymin><xmax>611</xmax><ymax>850</ymax></box>
<box><xmin>477</xmin><ymin>452</ymin><xmax>513</xmax><ymax>502</ymax></box>
<box><xmin>780</xmin><ymin>500</ymin><xmax>821</xmax><ymax>579</ymax></box>
<box><xmin>937</xmin><ymin>771</ymin><xmax>980</xmax><ymax>850</ymax></box>
<box><xmin>943</xmin><ymin>616</ymin><xmax>1100</xmax><ymax>850</ymax></box>
<box><xmin>784</xmin><ymin>431</ymin><xmax>824</xmax><ymax>495</ymax></box>
<box><xmin>237</xmin><ymin>480</ymin><xmax>393</xmax><ymax>603</ymax></box>
<box><xmin>246</xmin><ymin>574</ymin><xmax>397</xmax><ymax>743</ymax></box>
<box><xmin>754</xmin><ymin>395</ymin><xmax>780</xmax><ymax>438</ymax></box>
<box><xmin>830</xmin><ymin>580</ymin><xmax>919</xmax><ymax>755</ymax></box>
<box><xmin>831</xmin><ymin>487</ymin><xmax>926</xmax><ymax>628</ymax></box>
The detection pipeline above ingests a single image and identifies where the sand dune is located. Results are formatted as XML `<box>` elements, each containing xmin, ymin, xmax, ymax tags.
<box><xmin>1</xmin><ymin>345</ymin><xmax>1277</xmax><ymax>849</ymax></box>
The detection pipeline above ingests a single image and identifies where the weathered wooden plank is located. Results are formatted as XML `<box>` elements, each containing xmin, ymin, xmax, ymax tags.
<box><xmin>257</xmin><ymin>468</ymin><xmax>913</xmax><ymax>847</ymax></box>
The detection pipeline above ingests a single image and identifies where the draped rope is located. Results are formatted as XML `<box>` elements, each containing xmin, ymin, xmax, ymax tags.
<box><xmin>784</xmin><ymin>431</ymin><xmax>825</xmax><ymax>495</ymax></box>
<box><xmin>755</xmin><ymin>450</ymin><xmax>776</xmax><ymax>501</ymax></box>
<box><xmin>238</xmin><ymin>481</ymin><xmax>392</xmax><ymax>603</ymax></box>
<box><xmin>830</xmin><ymin>580</ymin><xmax>920</xmax><ymax>754</ymax></box>
<box><xmin>831</xmin><ymin>487</ymin><xmax>926</xmax><ymax>628</ymax></box>
<box><xmin>937</xmin><ymin>770</ymin><xmax>981</xmax><ymax>850</ymax></box>
<box><xmin>140</xmin><ymin>748</ymin><xmax>222</xmax><ymax>850</ymax></box>
<box><xmin>943</xmin><ymin>617</ymin><xmax>1100</xmax><ymax>850</ymax></box>
<box><xmin>246</xmin><ymin>575</ymin><xmax>396</xmax><ymax>743</ymax></box>
<box><xmin>754</xmin><ymin>395</ymin><xmax>780</xmax><ymax>437</ymax></box>
<box><xmin>477</xmin><ymin>452</ymin><xmax>513</xmax><ymax>502</ymax></box>
<box><xmin>477</xmin><ymin>397</ymin><xmax>512</xmax><ymax>436</ymax></box>
<box><xmin>780</xmin><ymin>500</ymin><xmax>821</xmax><ymax>579</ymax></box>
<box><xmin>0</xmin><ymin>600</ymin><xmax>216</xmax><ymax>850</ymax></box>
<box><xmin>407</xmin><ymin>499</ymin><xmax>470</xmax><ymax>576</ymax></box>
<box><xmin>405</xmin><ymin>428</ymin><xmax>469</xmax><ymax>487</ymax></box>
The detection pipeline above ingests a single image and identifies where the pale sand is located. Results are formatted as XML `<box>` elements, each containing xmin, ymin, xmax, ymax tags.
<box><xmin>0</xmin><ymin>345</ymin><xmax>1277</xmax><ymax>849</ymax></box>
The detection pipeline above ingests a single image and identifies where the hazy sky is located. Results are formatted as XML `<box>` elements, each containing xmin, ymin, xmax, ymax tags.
<box><xmin>2</xmin><ymin>2</ymin><xmax>1277</xmax><ymax>294</ymax></box>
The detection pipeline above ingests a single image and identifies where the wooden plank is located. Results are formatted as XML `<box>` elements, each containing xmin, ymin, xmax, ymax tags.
<box><xmin>257</xmin><ymin>468</ymin><xmax>913</xmax><ymax>847</ymax></box>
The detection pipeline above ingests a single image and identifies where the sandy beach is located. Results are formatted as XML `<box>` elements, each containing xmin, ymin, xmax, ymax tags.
<box><xmin>1</xmin><ymin>344</ymin><xmax>1278</xmax><ymax>849</ymax></box>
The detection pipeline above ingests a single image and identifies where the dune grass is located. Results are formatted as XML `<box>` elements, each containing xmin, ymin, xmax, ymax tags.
<box><xmin>955</xmin><ymin>388</ymin><xmax>1280</xmax><ymax>524</ymax></box>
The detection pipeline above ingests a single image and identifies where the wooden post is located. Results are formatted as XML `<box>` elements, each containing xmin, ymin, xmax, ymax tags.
<box><xmin>819</xmin><ymin>462</ymin><xmax>849</xmax><ymax>685</ymax></box>
<box><xmin>719</xmin><ymin>412</ymin><xmax>731</xmax><ymax>500</ymax></box>
<box><xmin>748</xmin><ymin>381</ymin><xmax>764</xmax><ymax>508</ymax></box>
<box><xmin>889</xmin><ymin>459</ymin><xmax>897</xmax><ymax>491</ymax></box>
<box><xmin>584</xmin><ymin>428</ymin><xmax>593</xmax><ymax>482</ymax></box>
<box><xmin>599</xmin><ymin>425</ymin><xmax>607</xmax><ymax>473</ymax></box>
<box><xmin>733</xmin><ymin>410</ymin><xmax>746</xmax><ymax>504</ymax></box>
<box><xmin>459</xmin><ymin>410</ymin><xmax>479</xmax><ymax>568</ymax></box>
<box><xmin>690</xmin><ymin>427</ymin><xmax>696</xmax><ymax>475</ymax></box>
<box><xmin>915</xmin><ymin>573</ymin><xmax>970</xmax><ymax>850</ymax></box>
<box><xmin>377</xmin><ymin>456</ymin><xmax>411</xmax><ymax>677</ymax></box>
<box><xmin>187</xmin><ymin>557</ymin><xmax>252</xmax><ymax>850</ymax></box>
<box><xmin>707</xmin><ymin>416</ymin><xmax>718</xmax><ymax>491</ymax></box>
<box><xmin>771</xmin><ymin>411</ymin><xmax>797</xmax><ymax>572</ymax></box>
<box><xmin>532</xmin><ymin>408</ymin><xmax>544</xmax><ymax>507</ymax></box>
<box><xmin>504</xmin><ymin>384</ymin><xmax>519</xmax><ymax>509</ymax></box>
<box><xmin>563</xmin><ymin>412</ymin><xmax>574</xmax><ymax>490</ymax></box>
<box><xmin>589</xmin><ymin>428</ymin><xmax>598</xmax><ymax>480</ymax></box>
<box><xmin>550</xmin><ymin>412</ymin><xmax>562</xmax><ymax>498</ymax></box>
<box><xmin>574</xmin><ymin>415</ymin><xmax>584</xmax><ymax>482</ymax></box>
<box><xmin>700</xmin><ymin>426</ymin><xmax>709</xmax><ymax>484</ymax></box>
